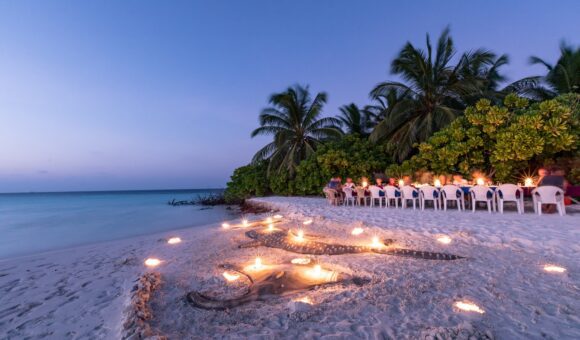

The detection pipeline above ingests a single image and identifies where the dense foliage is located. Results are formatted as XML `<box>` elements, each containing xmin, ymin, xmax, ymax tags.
<box><xmin>224</xmin><ymin>31</ymin><xmax>579</xmax><ymax>202</ymax></box>
<box><xmin>387</xmin><ymin>94</ymin><xmax>580</xmax><ymax>182</ymax></box>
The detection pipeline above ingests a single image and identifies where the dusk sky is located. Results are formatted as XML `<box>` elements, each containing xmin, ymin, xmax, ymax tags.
<box><xmin>1</xmin><ymin>1</ymin><xmax>578</xmax><ymax>193</ymax></box>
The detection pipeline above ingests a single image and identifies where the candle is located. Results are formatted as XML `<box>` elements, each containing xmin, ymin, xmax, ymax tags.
<box><xmin>222</xmin><ymin>271</ymin><xmax>240</xmax><ymax>282</ymax></box>
<box><xmin>524</xmin><ymin>177</ymin><xmax>534</xmax><ymax>187</ymax></box>
<box><xmin>221</xmin><ymin>223</ymin><xmax>230</xmax><ymax>229</ymax></box>
<box><xmin>371</xmin><ymin>236</ymin><xmax>382</xmax><ymax>248</ymax></box>
<box><xmin>351</xmin><ymin>227</ymin><xmax>364</xmax><ymax>236</ymax></box>
<box><xmin>253</xmin><ymin>257</ymin><xmax>263</xmax><ymax>270</ymax></box>
<box><xmin>295</xmin><ymin>229</ymin><xmax>305</xmax><ymax>242</ymax></box>
<box><xmin>303</xmin><ymin>219</ymin><xmax>313</xmax><ymax>225</ymax></box>
<box><xmin>167</xmin><ymin>237</ymin><xmax>181</xmax><ymax>244</ymax></box>
<box><xmin>144</xmin><ymin>258</ymin><xmax>161</xmax><ymax>267</ymax></box>
<box><xmin>476</xmin><ymin>178</ymin><xmax>485</xmax><ymax>186</ymax></box>
<box><xmin>434</xmin><ymin>179</ymin><xmax>441</xmax><ymax>188</ymax></box>
<box><xmin>437</xmin><ymin>235</ymin><xmax>452</xmax><ymax>244</ymax></box>
<box><xmin>543</xmin><ymin>265</ymin><xmax>566</xmax><ymax>273</ymax></box>
<box><xmin>242</xmin><ymin>219</ymin><xmax>249</xmax><ymax>227</ymax></box>
<box><xmin>454</xmin><ymin>301</ymin><xmax>485</xmax><ymax>314</ymax></box>
<box><xmin>362</xmin><ymin>181</ymin><xmax>368</xmax><ymax>188</ymax></box>
<box><xmin>398</xmin><ymin>179</ymin><xmax>404</xmax><ymax>187</ymax></box>
<box><xmin>267</xmin><ymin>223</ymin><xmax>274</xmax><ymax>231</ymax></box>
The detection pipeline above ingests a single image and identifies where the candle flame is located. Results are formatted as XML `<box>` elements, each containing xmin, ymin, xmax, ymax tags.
<box><xmin>253</xmin><ymin>257</ymin><xmax>263</xmax><ymax>270</ymax></box>
<box><xmin>294</xmin><ymin>296</ymin><xmax>313</xmax><ymax>304</ymax></box>
<box><xmin>144</xmin><ymin>258</ymin><xmax>161</xmax><ymax>267</ymax></box>
<box><xmin>291</xmin><ymin>258</ymin><xmax>311</xmax><ymax>265</ymax></box>
<box><xmin>476</xmin><ymin>178</ymin><xmax>485</xmax><ymax>186</ymax></box>
<box><xmin>454</xmin><ymin>301</ymin><xmax>485</xmax><ymax>314</ymax></box>
<box><xmin>167</xmin><ymin>237</ymin><xmax>181</xmax><ymax>244</ymax></box>
<box><xmin>437</xmin><ymin>235</ymin><xmax>452</xmax><ymax>244</ymax></box>
<box><xmin>351</xmin><ymin>227</ymin><xmax>364</xmax><ymax>236</ymax></box>
<box><xmin>267</xmin><ymin>223</ymin><xmax>274</xmax><ymax>231</ymax></box>
<box><xmin>222</xmin><ymin>271</ymin><xmax>240</xmax><ymax>282</ymax></box>
<box><xmin>295</xmin><ymin>229</ymin><xmax>305</xmax><ymax>242</ymax></box>
<box><xmin>221</xmin><ymin>223</ymin><xmax>230</xmax><ymax>229</ymax></box>
<box><xmin>273</xmin><ymin>214</ymin><xmax>283</xmax><ymax>219</ymax></box>
<box><xmin>371</xmin><ymin>236</ymin><xmax>382</xmax><ymax>248</ymax></box>
<box><xmin>313</xmin><ymin>264</ymin><xmax>321</xmax><ymax>277</ymax></box>
<box><xmin>362</xmin><ymin>181</ymin><xmax>368</xmax><ymax>187</ymax></box>
<box><xmin>242</xmin><ymin>219</ymin><xmax>249</xmax><ymax>227</ymax></box>
<box><xmin>524</xmin><ymin>177</ymin><xmax>534</xmax><ymax>187</ymax></box>
<box><xmin>398</xmin><ymin>179</ymin><xmax>405</xmax><ymax>187</ymax></box>
<box><xmin>544</xmin><ymin>265</ymin><xmax>566</xmax><ymax>273</ymax></box>
<box><xmin>434</xmin><ymin>179</ymin><xmax>441</xmax><ymax>188</ymax></box>
<box><xmin>265</xmin><ymin>217</ymin><xmax>273</xmax><ymax>224</ymax></box>
<box><xmin>303</xmin><ymin>219</ymin><xmax>313</xmax><ymax>225</ymax></box>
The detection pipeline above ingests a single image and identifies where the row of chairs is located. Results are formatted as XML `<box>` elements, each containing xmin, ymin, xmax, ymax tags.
<box><xmin>324</xmin><ymin>184</ymin><xmax>567</xmax><ymax>216</ymax></box>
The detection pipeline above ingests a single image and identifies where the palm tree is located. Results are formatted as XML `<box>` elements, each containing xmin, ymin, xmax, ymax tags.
<box><xmin>336</xmin><ymin>103</ymin><xmax>368</xmax><ymax>136</ymax></box>
<box><xmin>251</xmin><ymin>85</ymin><xmax>342</xmax><ymax>174</ymax></box>
<box><xmin>369</xmin><ymin>27</ymin><xmax>508</xmax><ymax>161</ymax></box>
<box><xmin>509</xmin><ymin>43</ymin><xmax>580</xmax><ymax>100</ymax></box>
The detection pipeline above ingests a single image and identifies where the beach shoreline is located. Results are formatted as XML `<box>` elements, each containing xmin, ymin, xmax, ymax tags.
<box><xmin>1</xmin><ymin>196</ymin><xmax>578</xmax><ymax>339</ymax></box>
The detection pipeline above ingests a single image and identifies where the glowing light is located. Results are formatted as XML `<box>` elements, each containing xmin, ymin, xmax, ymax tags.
<box><xmin>524</xmin><ymin>177</ymin><xmax>534</xmax><ymax>187</ymax></box>
<box><xmin>265</xmin><ymin>217</ymin><xmax>273</xmax><ymax>224</ymax></box>
<box><xmin>362</xmin><ymin>181</ymin><xmax>368</xmax><ymax>188</ymax></box>
<box><xmin>313</xmin><ymin>264</ymin><xmax>322</xmax><ymax>277</ymax></box>
<box><xmin>351</xmin><ymin>227</ymin><xmax>364</xmax><ymax>236</ymax></box>
<box><xmin>274</xmin><ymin>214</ymin><xmax>283</xmax><ymax>219</ymax></box>
<box><xmin>242</xmin><ymin>219</ymin><xmax>249</xmax><ymax>227</ymax></box>
<box><xmin>167</xmin><ymin>237</ymin><xmax>181</xmax><ymax>244</ymax></box>
<box><xmin>294</xmin><ymin>296</ymin><xmax>313</xmax><ymax>304</ymax></box>
<box><xmin>437</xmin><ymin>235</ymin><xmax>452</xmax><ymax>244</ymax></box>
<box><xmin>544</xmin><ymin>265</ymin><xmax>566</xmax><ymax>273</ymax></box>
<box><xmin>476</xmin><ymin>177</ymin><xmax>485</xmax><ymax>186</ymax></box>
<box><xmin>371</xmin><ymin>236</ymin><xmax>382</xmax><ymax>248</ymax></box>
<box><xmin>267</xmin><ymin>223</ymin><xmax>274</xmax><ymax>232</ymax></box>
<box><xmin>434</xmin><ymin>179</ymin><xmax>442</xmax><ymax>188</ymax></box>
<box><xmin>222</xmin><ymin>271</ymin><xmax>240</xmax><ymax>282</ymax></box>
<box><xmin>291</xmin><ymin>258</ymin><xmax>311</xmax><ymax>265</ymax></box>
<box><xmin>144</xmin><ymin>258</ymin><xmax>161</xmax><ymax>267</ymax></box>
<box><xmin>303</xmin><ymin>219</ymin><xmax>313</xmax><ymax>225</ymax></box>
<box><xmin>295</xmin><ymin>229</ymin><xmax>305</xmax><ymax>242</ymax></box>
<box><xmin>253</xmin><ymin>257</ymin><xmax>263</xmax><ymax>270</ymax></box>
<box><xmin>454</xmin><ymin>301</ymin><xmax>485</xmax><ymax>314</ymax></box>
<box><xmin>221</xmin><ymin>223</ymin><xmax>230</xmax><ymax>229</ymax></box>
<box><xmin>398</xmin><ymin>179</ymin><xmax>405</xmax><ymax>187</ymax></box>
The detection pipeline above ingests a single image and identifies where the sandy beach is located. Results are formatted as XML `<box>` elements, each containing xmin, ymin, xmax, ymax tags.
<box><xmin>1</xmin><ymin>197</ymin><xmax>578</xmax><ymax>339</ymax></box>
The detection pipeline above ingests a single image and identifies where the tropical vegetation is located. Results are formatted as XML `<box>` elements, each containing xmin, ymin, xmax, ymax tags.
<box><xmin>224</xmin><ymin>28</ymin><xmax>580</xmax><ymax>203</ymax></box>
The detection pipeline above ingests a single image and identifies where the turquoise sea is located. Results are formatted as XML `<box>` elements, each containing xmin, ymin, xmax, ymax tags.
<box><xmin>0</xmin><ymin>189</ymin><xmax>234</xmax><ymax>259</ymax></box>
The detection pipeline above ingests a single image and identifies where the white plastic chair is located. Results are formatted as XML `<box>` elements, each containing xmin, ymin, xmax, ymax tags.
<box><xmin>343</xmin><ymin>187</ymin><xmax>356</xmax><ymax>206</ymax></box>
<box><xmin>469</xmin><ymin>186</ymin><xmax>494</xmax><ymax>213</ymax></box>
<box><xmin>496</xmin><ymin>184</ymin><xmax>524</xmax><ymax>214</ymax></box>
<box><xmin>532</xmin><ymin>186</ymin><xmax>566</xmax><ymax>216</ymax></box>
<box><xmin>384</xmin><ymin>185</ymin><xmax>401</xmax><ymax>208</ymax></box>
<box><xmin>369</xmin><ymin>186</ymin><xmax>385</xmax><ymax>207</ymax></box>
<box><xmin>441</xmin><ymin>185</ymin><xmax>465</xmax><ymax>211</ymax></box>
<box><xmin>355</xmin><ymin>187</ymin><xmax>369</xmax><ymax>206</ymax></box>
<box><xmin>323</xmin><ymin>188</ymin><xmax>342</xmax><ymax>206</ymax></box>
<box><xmin>419</xmin><ymin>185</ymin><xmax>440</xmax><ymax>210</ymax></box>
<box><xmin>401</xmin><ymin>185</ymin><xmax>420</xmax><ymax>210</ymax></box>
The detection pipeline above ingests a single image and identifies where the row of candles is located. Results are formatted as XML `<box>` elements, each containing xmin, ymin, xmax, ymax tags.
<box><xmin>360</xmin><ymin>177</ymin><xmax>535</xmax><ymax>188</ymax></box>
<box><xmin>142</xmin><ymin>216</ymin><xmax>566</xmax><ymax>314</ymax></box>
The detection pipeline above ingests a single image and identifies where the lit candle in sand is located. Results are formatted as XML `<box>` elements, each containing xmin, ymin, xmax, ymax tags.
<box><xmin>303</xmin><ymin>219</ymin><xmax>313</xmax><ymax>225</ymax></box>
<box><xmin>265</xmin><ymin>217</ymin><xmax>273</xmax><ymax>224</ymax></box>
<box><xmin>222</xmin><ymin>271</ymin><xmax>240</xmax><ymax>282</ymax></box>
<box><xmin>524</xmin><ymin>177</ymin><xmax>534</xmax><ymax>187</ymax></box>
<box><xmin>242</xmin><ymin>219</ymin><xmax>249</xmax><ymax>227</ymax></box>
<box><xmin>434</xmin><ymin>179</ymin><xmax>442</xmax><ymax>188</ymax></box>
<box><xmin>351</xmin><ymin>227</ymin><xmax>364</xmax><ymax>236</ymax></box>
<box><xmin>274</xmin><ymin>214</ymin><xmax>283</xmax><ymax>219</ymax></box>
<box><xmin>253</xmin><ymin>257</ymin><xmax>263</xmax><ymax>270</ymax></box>
<box><xmin>294</xmin><ymin>296</ymin><xmax>313</xmax><ymax>304</ymax></box>
<box><xmin>267</xmin><ymin>223</ymin><xmax>274</xmax><ymax>232</ymax></box>
<box><xmin>362</xmin><ymin>181</ymin><xmax>368</xmax><ymax>188</ymax></box>
<box><xmin>222</xmin><ymin>223</ymin><xmax>230</xmax><ymax>229</ymax></box>
<box><xmin>476</xmin><ymin>177</ymin><xmax>485</xmax><ymax>186</ymax></box>
<box><xmin>295</xmin><ymin>229</ymin><xmax>305</xmax><ymax>242</ymax></box>
<box><xmin>544</xmin><ymin>265</ymin><xmax>566</xmax><ymax>273</ymax></box>
<box><xmin>291</xmin><ymin>258</ymin><xmax>311</xmax><ymax>265</ymax></box>
<box><xmin>454</xmin><ymin>301</ymin><xmax>485</xmax><ymax>314</ymax></box>
<box><xmin>371</xmin><ymin>236</ymin><xmax>382</xmax><ymax>248</ymax></box>
<box><xmin>437</xmin><ymin>235</ymin><xmax>452</xmax><ymax>244</ymax></box>
<box><xmin>144</xmin><ymin>258</ymin><xmax>161</xmax><ymax>267</ymax></box>
<box><xmin>167</xmin><ymin>237</ymin><xmax>181</xmax><ymax>244</ymax></box>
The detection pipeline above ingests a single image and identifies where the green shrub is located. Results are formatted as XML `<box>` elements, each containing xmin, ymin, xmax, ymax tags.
<box><xmin>388</xmin><ymin>94</ymin><xmax>580</xmax><ymax>182</ymax></box>
<box><xmin>224</xmin><ymin>162</ymin><xmax>269</xmax><ymax>203</ymax></box>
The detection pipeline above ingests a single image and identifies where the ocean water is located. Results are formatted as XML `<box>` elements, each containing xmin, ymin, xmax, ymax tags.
<box><xmin>0</xmin><ymin>189</ymin><xmax>235</xmax><ymax>259</ymax></box>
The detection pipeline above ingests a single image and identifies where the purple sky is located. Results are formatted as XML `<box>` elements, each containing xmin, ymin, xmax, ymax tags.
<box><xmin>0</xmin><ymin>1</ymin><xmax>578</xmax><ymax>192</ymax></box>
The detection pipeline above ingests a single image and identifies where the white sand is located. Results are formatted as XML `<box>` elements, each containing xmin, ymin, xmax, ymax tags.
<box><xmin>1</xmin><ymin>197</ymin><xmax>578</xmax><ymax>339</ymax></box>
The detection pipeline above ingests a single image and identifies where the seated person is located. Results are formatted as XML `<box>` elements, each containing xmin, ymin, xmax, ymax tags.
<box><xmin>537</xmin><ymin>167</ymin><xmax>549</xmax><ymax>184</ymax></box>
<box><xmin>327</xmin><ymin>177</ymin><xmax>340</xmax><ymax>190</ymax></box>
<box><xmin>387</xmin><ymin>177</ymin><xmax>396</xmax><ymax>186</ymax></box>
<box><xmin>538</xmin><ymin>167</ymin><xmax>569</xmax><ymax>190</ymax></box>
<box><xmin>344</xmin><ymin>177</ymin><xmax>356</xmax><ymax>189</ymax></box>
<box><xmin>375</xmin><ymin>178</ymin><xmax>384</xmax><ymax>189</ymax></box>
<box><xmin>403</xmin><ymin>175</ymin><xmax>412</xmax><ymax>186</ymax></box>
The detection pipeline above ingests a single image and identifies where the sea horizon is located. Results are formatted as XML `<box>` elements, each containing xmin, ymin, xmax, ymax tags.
<box><xmin>0</xmin><ymin>187</ymin><xmax>225</xmax><ymax>195</ymax></box>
